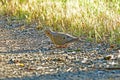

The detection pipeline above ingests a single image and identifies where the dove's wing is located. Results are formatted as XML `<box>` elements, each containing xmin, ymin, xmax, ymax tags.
<box><xmin>61</xmin><ymin>33</ymin><xmax>79</xmax><ymax>44</ymax></box>
<box><xmin>51</xmin><ymin>32</ymin><xmax>78</xmax><ymax>45</ymax></box>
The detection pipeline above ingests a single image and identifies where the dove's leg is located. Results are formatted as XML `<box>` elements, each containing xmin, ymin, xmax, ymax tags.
<box><xmin>48</xmin><ymin>45</ymin><xmax>67</xmax><ymax>50</ymax></box>
<box><xmin>55</xmin><ymin>44</ymin><xmax>68</xmax><ymax>48</ymax></box>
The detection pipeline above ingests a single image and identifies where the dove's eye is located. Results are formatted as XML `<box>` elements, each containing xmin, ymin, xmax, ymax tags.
<box><xmin>47</xmin><ymin>32</ymin><xmax>50</xmax><ymax>34</ymax></box>
<box><xmin>45</xmin><ymin>31</ymin><xmax>50</xmax><ymax>35</ymax></box>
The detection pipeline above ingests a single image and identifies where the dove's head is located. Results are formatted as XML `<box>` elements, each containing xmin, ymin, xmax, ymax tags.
<box><xmin>44</xmin><ymin>28</ymin><xmax>52</xmax><ymax>37</ymax></box>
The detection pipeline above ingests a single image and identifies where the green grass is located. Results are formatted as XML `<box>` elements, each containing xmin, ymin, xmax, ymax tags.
<box><xmin>0</xmin><ymin>0</ymin><xmax>120</xmax><ymax>44</ymax></box>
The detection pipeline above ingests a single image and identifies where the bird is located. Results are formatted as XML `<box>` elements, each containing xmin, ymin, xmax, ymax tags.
<box><xmin>44</xmin><ymin>28</ymin><xmax>79</xmax><ymax>48</ymax></box>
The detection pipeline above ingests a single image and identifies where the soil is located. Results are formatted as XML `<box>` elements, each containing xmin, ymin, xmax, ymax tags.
<box><xmin>0</xmin><ymin>17</ymin><xmax>120</xmax><ymax>80</ymax></box>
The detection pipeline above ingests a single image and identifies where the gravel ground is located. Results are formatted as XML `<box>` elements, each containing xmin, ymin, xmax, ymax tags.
<box><xmin>0</xmin><ymin>17</ymin><xmax>120</xmax><ymax>80</ymax></box>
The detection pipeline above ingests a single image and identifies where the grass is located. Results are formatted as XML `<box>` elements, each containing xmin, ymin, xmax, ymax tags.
<box><xmin>0</xmin><ymin>0</ymin><xmax>120</xmax><ymax>44</ymax></box>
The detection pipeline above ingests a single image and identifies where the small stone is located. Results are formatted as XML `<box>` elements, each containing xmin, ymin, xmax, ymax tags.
<box><xmin>8</xmin><ymin>59</ymin><xmax>15</xmax><ymax>64</ymax></box>
<box><xmin>104</xmin><ymin>55</ymin><xmax>114</xmax><ymax>60</ymax></box>
<box><xmin>16</xmin><ymin>63</ymin><xmax>25</xmax><ymax>67</ymax></box>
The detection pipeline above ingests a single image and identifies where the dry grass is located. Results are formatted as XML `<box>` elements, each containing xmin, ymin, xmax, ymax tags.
<box><xmin>0</xmin><ymin>0</ymin><xmax>120</xmax><ymax>44</ymax></box>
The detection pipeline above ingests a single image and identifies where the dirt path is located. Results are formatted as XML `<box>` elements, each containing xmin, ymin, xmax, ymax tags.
<box><xmin>0</xmin><ymin>18</ymin><xmax>120</xmax><ymax>80</ymax></box>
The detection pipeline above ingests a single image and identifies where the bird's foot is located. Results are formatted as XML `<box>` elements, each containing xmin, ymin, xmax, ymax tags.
<box><xmin>55</xmin><ymin>45</ymin><xmax>68</xmax><ymax>48</ymax></box>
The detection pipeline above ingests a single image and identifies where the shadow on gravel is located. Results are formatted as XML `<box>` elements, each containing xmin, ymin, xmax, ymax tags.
<box><xmin>3</xmin><ymin>70</ymin><xmax>120</xmax><ymax>80</ymax></box>
<box><xmin>0</xmin><ymin>49</ymin><xmax>42</xmax><ymax>54</ymax></box>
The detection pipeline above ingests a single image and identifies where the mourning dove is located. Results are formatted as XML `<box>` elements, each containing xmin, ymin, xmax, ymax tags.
<box><xmin>44</xmin><ymin>28</ymin><xmax>79</xmax><ymax>48</ymax></box>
